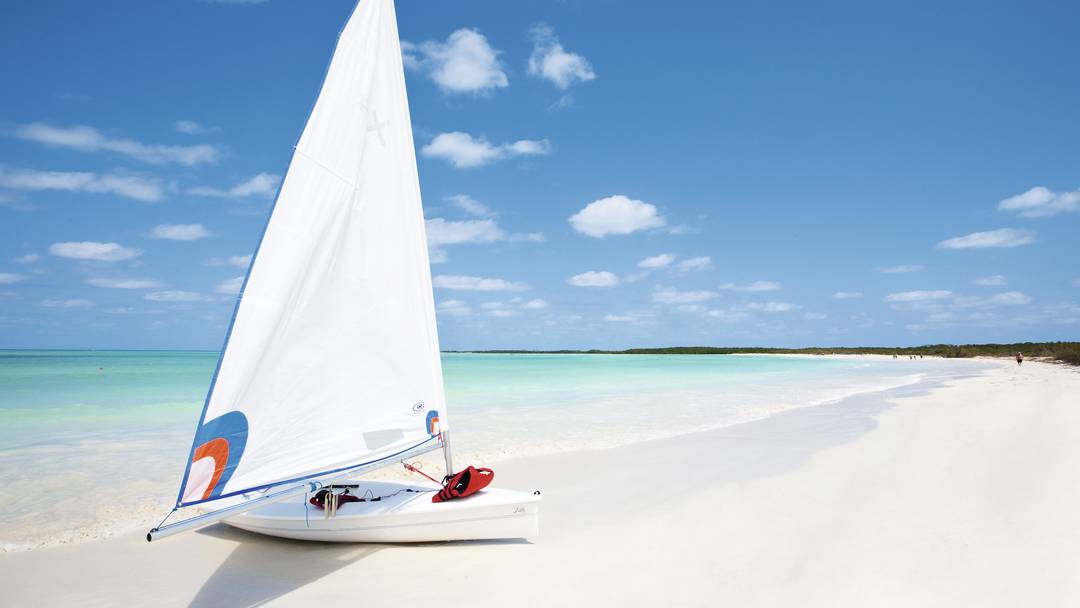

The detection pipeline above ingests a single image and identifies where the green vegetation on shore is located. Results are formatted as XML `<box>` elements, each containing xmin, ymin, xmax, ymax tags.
<box><xmin>460</xmin><ymin>342</ymin><xmax>1080</xmax><ymax>366</ymax></box>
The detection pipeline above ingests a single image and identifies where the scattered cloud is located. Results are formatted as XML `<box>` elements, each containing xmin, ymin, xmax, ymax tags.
<box><xmin>402</xmin><ymin>28</ymin><xmax>508</xmax><ymax>95</ymax></box>
<box><xmin>720</xmin><ymin>280</ymin><xmax>780</xmax><ymax>292</ymax></box>
<box><xmin>149</xmin><ymin>223</ymin><xmax>212</xmax><ymax>241</ymax></box>
<box><xmin>205</xmin><ymin>254</ymin><xmax>252</xmax><ymax>268</ymax></box>
<box><xmin>13</xmin><ymin>123</ymin><xmax>221</xmax><ymax>166</ymax></box>
<box><xmin>603</xmin><ymin>311</ymin><xmax>655</xmax><ymax>325</ymax></box>
<box><xmin>652</xmin><ymin>287</ymin><xmax>717</xmax><ymax>304</ymax></box>
<box><xmin>527</xmin><ymin>23</ymin><xmax>596</xmax><ymax>90</ymax></box>
<box><xmin>569</xmin><ymin>195</ymin><xmax>665</xmax><ymax>237</ymax></box>
<box><xmin>145</xmin><ymin>290</ymin><xmax>210</xmax><ymax>302</ymax></box>
<box><xmin>187</xmin><ymin>172</ymin><xmax>280</xmax><ymax>199</ymax></box>
<box><xmin>174</xmin><ymin>120</ymin><xmax>220</xmax><ymax>135</ymax></box>
<box><xmin>0</xmin><ymin>272</ymin><xmax>28</xmax><ymax>285</ymax></box>
<box><xmin>0</xmin><ymin>168</ymin><xmax>163</xmax><ymax>202</ymax></box>
<box><xmin>421</xmin><ymin>132</ymin><xmax>550</xmax><ymax>168</ymax></box>
<box><xmin>937</xmin><ymin>228</ymin><xmax>1036</xmax><ymax>249</ymax></box>
<box><xmin>568</xmin><ymin>270</ymin><xmax>620</xmax><ymax>287</ymax></box>
<box><xmin>49</xmin><ymin>241</ymin><xmax>142</xmax><ymax>262</ymax></box>
<box><xmin>874</xmin><ymin>265</ymin><xmax>924</xmax><ymax>274</ymax></box>
<box><xmin>703</xmin><ymin>308</ymin><xmax>750</xmax><ymax>322</ymax></box>
<box><xmin>675</xmin><ymin>256</ymin><xmax>712</xmax><ymax>273</ymax></box>
<box><xmin>973</xmin><ymin>275</ymin><xmax>1007</xmax><ymax>287</ymax></box>
<box><xmin>744</xmin><ymin>302</ymin><xmax>796</xmax><ymax>312</ymax></box>
<box><xmin>426</xmin><ymin>218</ymin><xmax>505</xmax><ymax>247</ymax></box>
<box><xmin>998</xmin><ymin>186</ymin><xmax>1080</xmax><ymax>218</ymax></box>
<box><xmin>832</xmin><ymin>291</ymin><xmax>863</xmax><ymax>299</ymax></box>
<box><xmin>85</xmin><ymin>278</ymin><xmax>162</xmax><ymax>289</ymax></box>
<box><xmin>433</xmin><ymin>275</ymin><xmax>530</xmax><ymax>291</ymax></box>
<box><xmin>13</xmin><ymin>253</ymin><xmax>39</xmax><ymax>264</ymax></box>
<box><xmin>885</xmin><ymin>290</ymin><xmax>953</xmax><ymax>302</ymax></box>
<box><xmin>41</xmin><ymin>298</ymin><xmax>94</xmax><ymax>308</ymax></box>
<box><xmin>447</xmin><ymin>194</ymin><xmax>495</xmax><ymax>218</ymax></box>
<box><xmin>522</xmin><ymin>298</ymin><xmax>549</xmax><ymax>310</ymax></box>
<box><xmin>437</xmin><ymin>299</ymin><xmax>472</xmax><ymax>317</ymax></box>
<box><xmin>216</xmin><ymin>276</ymin><xmax>244</xmax><ymax>295</ymax></box>
<box><xmin>803</xmin><ymin>312</ymin><xmax>828</xmax><ymax>320</ymax></box>
<box><xmin>638</xmin><ymin>253</ymin><xmax>675</xmax><ymax>269</ymax></box>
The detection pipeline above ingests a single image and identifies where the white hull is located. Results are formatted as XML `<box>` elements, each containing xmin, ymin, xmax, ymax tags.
<box><xmin>218</xmin><ymin>480</ymin><xmax>540</xmax><ymax>543</ymax></box>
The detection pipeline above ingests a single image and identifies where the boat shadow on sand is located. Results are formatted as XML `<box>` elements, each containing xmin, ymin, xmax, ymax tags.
<box><xmin>187</xmin><ymin>524</ymin><xmax>529</xmax><ymax>607</ymax></box>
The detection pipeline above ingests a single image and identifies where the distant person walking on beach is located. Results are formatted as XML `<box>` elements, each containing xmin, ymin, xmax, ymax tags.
<box><xmin>1016</xmin><ymin>352</ymin><xmax>1024</xmax><ymax>366</ymax></box>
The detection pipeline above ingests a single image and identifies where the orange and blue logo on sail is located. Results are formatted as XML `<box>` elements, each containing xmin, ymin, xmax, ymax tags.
<box><xmin>426</xmin><ymin>410</ymin><xmax>440</xmax><ymax>436</ymax></box>
<box><xmin>180</xmin><ymin>411</ymin><xmax>248</xmax><ymax>505</ymax></box>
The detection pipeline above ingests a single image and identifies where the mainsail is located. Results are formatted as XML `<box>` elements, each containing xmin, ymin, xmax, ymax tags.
<box><xmin>175</xmin><ymin>0</ymin><xmax>447</xmax><ymax>509</ymax></box>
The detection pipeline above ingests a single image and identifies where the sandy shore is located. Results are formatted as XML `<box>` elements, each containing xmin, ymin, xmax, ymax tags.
<box><xmin>3</xmin><ymin>359</ymin><xmax>1078</xmax><ymax>606</ymax></box>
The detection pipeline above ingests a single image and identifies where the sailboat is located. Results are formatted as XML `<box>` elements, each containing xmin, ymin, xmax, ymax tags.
<box><xmin>147</xmin><ymin>0</ymin><xmax>540</xmax><ymax>543</ymax></box>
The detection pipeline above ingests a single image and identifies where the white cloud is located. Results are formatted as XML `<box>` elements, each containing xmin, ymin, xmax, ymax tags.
<box><xmin>447</xmin><ymin>194</ymin><xmax>495</xmax><ymax>218</ymax></box>
<box><xmin>49</xmin><ymin>241</ymin><xmax>142</xmax><ymax>262</ymax></box>
<box><xmin>937</xmin><ymin>228</ymin><xmax>1035</xmax><ymax>249</ymax></box>
<box><xmin>874</xmin><ymin>265</ymin><xmax>924</xmax><ymax>274</ymax></box>
<box><xmin>14</xmin><ymin>123</ymin><xmax>221</xmax><ymax>166</ymax></box>
<box><xmin>720</xmin><ymin>280</ymin><xmax>780</xmax><ymax>292</ymax></box>
<box><xmin>703</xmin><ymin>309</ymin><xmax>749</xmax><ymax>322</ymax></box>
<box><xmin>998</xmin><ymin>186</ymin><xmax>1080</xmax><ymax>218</ymax></box>
<box><xmin>568</xmin><ymin>195</ymin><xmax>665</xmax><ymax>237</ymax></box>
<box><xmin>41</xmin><ymin>298</ymin><xmax>94</xmax><ymax>308</ymax></box>
<box><xmin>433</xmin><ymin>275</ymin><xmax>529</xmax><ymax>291</ymax></box>
<box><xmin>229</xmin><ymin>255</ymin><xmax>252</xmax><ymax>268</ymax></box>
<box><xmin>985</xmin><ymin>291</ymin><xmax>1031</xmax><ymax>306</ymax></box>
<box><xmin>437</xmin><ymin>299</ymin><xmax>472</xmax><ymax>317</ymax></box>
<box><xmin>803</xmin><ymin>312</ymin><xmax>828</xmax><ymax>320</ymax></box>
<box><xmin>974</xmin><ymin>275</ymin><xmax>1007</xmax><ymax>287</ymax></box>
<box><xmin>568</xmin><ymin>270</ymin><xmax>620</xmax><ymax>287</ymax></box>
<box><xmin>832</xmin><ymin>291</ymin><xmax>863</xmax><ymax>299</ymax></box>
<box><xmin>527</xmin><ymin>23</ymin><xmax>596</xmax><ymax>90</ymax></box>
<box><xmin>420</xmin><ymin>132</ymin><xmax>550</xmax><ymax>168</ymax></box>
<box><xmin>522</xmin><ymin>298</ymin><xmax>549</xmax><ymax>310</ymax></box>
<box><xmin>149</xmin><ymin>223</ymin><xmax>212</xmax><ymax>241</ymax></box>
<box><xmin>652</xmin><ymin>287</ymin><xmax>718</xmax><ymax>304</ymax></box>
<box><xmin>216</xmin><ymin>276</ymin><xmax>244</xmax><ymax>295</ymax></box>
<box><xmin>402</xmin><ymin>28</ymin><xmax>508</xmax><ymax>95</ymax></box>
<box><xmin>13</xmin><ymin>254</ymin><xmax>39</xmax><ymax>264</ymax></box>
<box><xmin>187</xmin><ymin>173</ymin><xmax>280</xmax><ymax>199</ymax></box>
<box><xmin>0</xmin><ymin>272</ymin><xmax>28</xmax><ymax>284</ymax></box>
<box><xmin>0</xmin><ymin>168</ymin><xmax>163</xmax><ymax>202</ymax></box>
<box><xmin>676</xmin><ymin>256</ymin><xmax>713</xmax><ymax>273</ymax></box>
<box><xmin>174</xmin><ymin>120</ymin><xmax>220</xmax><ymax>135</ymax></box>
<box><xmin>744</xmin><ymin>302</ymin><xmax>796</xmax><ymax>312</ymax></box>
<box><xmin>885</xmin><ymin>290</ymin><xmax>953</xmax><ymax>302</ymax></box>
<box><xmin>428</xmin><ymin>248</ymin><xmax>448</xmax><ymax>264</ymax></box>
<box><xmin>425</xmin><ymin>218</ymin><xmax>505</xmax><ymax>246</ymax></box>
<box><xmin>145</xmin><ymin>290</ymin><xmax>209</xmax><ymax>302</ymax></box>
<box><xmin>603</xmin><ymin>311</ymin><xmax>655</xmax><ymax>325</ymax></box>
<box><xmin>638</xmin><ymin>253</ymin><xmax>675</xmax><ymax>269</ymax></box>
<box><xmin>85</xmin><ymin>278</ymin><xmax>162</xmax><ymax>289</ymax></box>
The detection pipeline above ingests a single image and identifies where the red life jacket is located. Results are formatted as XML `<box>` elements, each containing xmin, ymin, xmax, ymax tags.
<box><xmin>432</xmin><ymin>466</ymin><xmax>493</xmax><ymax>503</ymax></box>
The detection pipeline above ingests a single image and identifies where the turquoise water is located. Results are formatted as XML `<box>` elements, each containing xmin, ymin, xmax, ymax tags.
<box><xmin>0</xmin><ymin>350</ymin><xmax>991</xmax><ymax>550</ymax></box>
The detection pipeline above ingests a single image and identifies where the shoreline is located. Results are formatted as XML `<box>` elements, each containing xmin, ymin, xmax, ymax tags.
<box><xmin>0</xmin><ymin>355</ymin><xmax>989</xmax><ymax>554</ymax></box>
<box><xmin>5</xmin><ymin>359</ymin><xmax>1077</xmax><ymax>605</ymax></box>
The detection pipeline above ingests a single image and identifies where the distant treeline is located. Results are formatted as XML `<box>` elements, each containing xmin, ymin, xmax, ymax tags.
<box><xmin>458</xmin><ymin>342</ymin><xmax>1080</xmax><ymax>366</ymax></box>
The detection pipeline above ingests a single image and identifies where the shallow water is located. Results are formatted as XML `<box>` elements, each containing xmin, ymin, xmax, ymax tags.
<box><xmin>0</xmin><ymin>350</ymin><xmax>993</xmax><ymax>551</ymax></box>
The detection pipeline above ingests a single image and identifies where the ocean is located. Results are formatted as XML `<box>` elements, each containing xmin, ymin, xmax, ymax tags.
<box><xmin>0</xmin><ymin>350</ymin><xmax>992</xmax><ymax>551</ymax></box>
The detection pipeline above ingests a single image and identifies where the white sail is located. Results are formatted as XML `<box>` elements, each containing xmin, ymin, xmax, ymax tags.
<box><xmin>176</xmin><ymin>0</ymin><xmax>447</xmax><ymax>508</ymax></box>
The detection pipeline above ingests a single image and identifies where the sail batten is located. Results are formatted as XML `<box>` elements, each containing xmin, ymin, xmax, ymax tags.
<box><xmin>174</xmin><ymin>0</ymin><xmax>447</xmax><ymax>509</ymax></box>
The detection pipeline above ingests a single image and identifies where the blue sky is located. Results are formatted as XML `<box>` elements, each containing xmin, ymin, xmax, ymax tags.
<box><xmin>1</xmin><ymin>0</ymin><xmax>1078</xmax><ymax>350</ymax></box>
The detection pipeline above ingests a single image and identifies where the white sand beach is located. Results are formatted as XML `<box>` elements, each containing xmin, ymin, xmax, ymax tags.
<box><xmin>3</xmin><ymin>358</ymin><xmax>1078</xmax><ymax>606</ymax></box>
